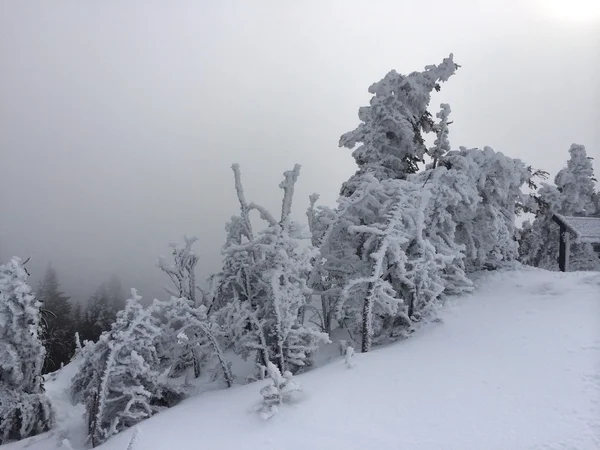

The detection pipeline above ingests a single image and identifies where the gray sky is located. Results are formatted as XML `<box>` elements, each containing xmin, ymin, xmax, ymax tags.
<box><xmin>1</xmin><ymin>0</ymin><xmax>599</xmax><ymax>301</ymax></box>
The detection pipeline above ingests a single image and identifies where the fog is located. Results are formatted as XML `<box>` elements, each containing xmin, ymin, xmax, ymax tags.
<box><xmin>1</xmin><ymin>0</ymin><xmax>599</xmax><ymax>302</ymax></box>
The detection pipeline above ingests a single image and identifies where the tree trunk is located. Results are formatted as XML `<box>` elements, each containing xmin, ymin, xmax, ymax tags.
<box><xmin>361</xmin><ymin>283</ymin><xmax>374</xmax><ymax>353</ymax></box>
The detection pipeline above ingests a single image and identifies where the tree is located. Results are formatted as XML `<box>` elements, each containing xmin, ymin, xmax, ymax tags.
<box><xmin>339</xmin><ymin>54</ymin><xmax>458</xmax><ymax>196</ymax></box>
<box><xmin>520</xmin><ymin>144</ymin><xmax>600</xmax><ymax>271</ymax></box>
<box><xmin>438</xmin><ymin>146</ymin><xmax>534</xmax><ymax>272</ymax></box>
<box><xmin>70</xmin><ymin>289</ymin><xmax>183</xmax><ymax>447</ymax></box>
<box><xmin>81</xmin><ymin>276</ymin><xmax>126</xmax><ymax>343</ymax></box>
<box><xmin>37</xmin><ymin>263</ymin><xmax>73</xmax><ymax>372</ymax></box>
<box><xmin>155</xmin><ymin>296</ymin><xmax>233</xmax><ymax>387</ymax></box>
<box><xmin>157</xmin><ymin>237</ymin><xmax>209</xmax><ymax>380</ymax></box>
<box><xmin>257</xmin><ymin>361</ymin><xmax>302</xmax><ymax>420</ymax></box>
<box><xmin>0</xmin><ymin>257</ymin><xmax>53</xmax><ymax>444</ymax></box>
<box><xmin>338</xmin><ymin>177</ymin><xmax>446</xmax><ymax>352</ymax></box>
<box><xmin>429</xmin><ymin>103</ymin><xmax>452</xmax><ymax>168</ymax></box>
<box><xmin>317</xmin><ymin>56</ymin><xmax>461</xmax><ymax>351</ymax></box>
<box><xmin>217</xmin><ymin>164</ymin><xmax>329</xmax><ymax>374</ymax></box>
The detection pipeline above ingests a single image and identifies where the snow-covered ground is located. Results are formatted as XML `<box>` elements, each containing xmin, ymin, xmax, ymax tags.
<box><xmin>6</xmin><ymin>267</ymin><xmax>600</xmax><ymax>450</ymax></box>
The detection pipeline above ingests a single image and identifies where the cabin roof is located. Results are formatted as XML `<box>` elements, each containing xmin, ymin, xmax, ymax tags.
<box><xmin>553</xmin><ymin>214</ymin><xmax>600</xmax><ymax>244</ymax></box>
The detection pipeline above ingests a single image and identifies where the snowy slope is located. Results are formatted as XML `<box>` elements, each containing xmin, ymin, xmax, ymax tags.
<box><xmin>6</xmin><ymin>268</ymin><xmax>600</xmax><ymax>450</ymax></box>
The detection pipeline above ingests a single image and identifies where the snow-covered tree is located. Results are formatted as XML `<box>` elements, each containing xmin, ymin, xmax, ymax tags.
<box><xmin>159</xmin><ymin>236</ymin><xmax>200</xmax><ymax>306</ymax></box>
<box><xmin>520</xmin><ymin>144</ymin><xmax>600</xmax><ymax>270</ymax></box>
<box><xmin>305</xmin><ymin>194</ymin><xmax>338</xmax><ymax>333</ymax></box>
<box><xmin>0</xmin><ymin>257</ymin><xmax>53</xmax><ymax>444</ymax></box>
<box><xmin>154</xmin><ymin>296</ymin><xmax>233</xmax><ymax>387</ymax></box>
<box><xmin>429</xmin><ymin>103</ymin><xmax>452</xmax><ymax>168</ymax></box>
<box><xmin>157</xmin><ymin>237</ymin><xmax>208</xmax><ymax>379</ymax></box>
<box><xmin>339</xmin><ymin>54</ymin><xmax>458</xmax><ymax>196</ymax></box>
<box><xmin>71</xmin><ymin>290</ymin><xmax>183</xmax><ymax>447</ymax></box>
<box><xmin>439</xmin><ymin>146</ymin><xmax>533</xmax><ymax>271</ymax></box>
<box><xmin>217</xmin><ymin>164</ymin><xmax>329</xmax><ymax>374</ymax></box>
<box><xmin>338</xmin><ymin>177</ymin><xmax>447</xmax><ymax>351</ymax></box>
<box><xmin>257</xmin><ymin>361</ymin><xmax>302</xmax><ymax>420</ymax></box>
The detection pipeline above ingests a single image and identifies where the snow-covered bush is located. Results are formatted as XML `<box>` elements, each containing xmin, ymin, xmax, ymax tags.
<box><xmin>257</xmin><ymin>361</ymin><xmax>302</xmax><ymax>420</ymax></box>
<box><xmin>0</xmin><ymin>257</ymin><xmax>53</xmax><ymax>444</ymax></box>
<box><xmin>217</xmin><ymin>164</ymin><xmax>329</xmax><ymax>374</ymax></box>
<box><xmin>70</xmin><ymin>290</ymin><xmax>183</xmax><ymax>447</ymax></box>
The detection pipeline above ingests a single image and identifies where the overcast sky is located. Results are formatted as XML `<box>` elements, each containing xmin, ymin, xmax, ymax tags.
<box><xmin>1</xmin><ymin>0</ymin><xmax>599</xmax><ymax>301</ymax></box>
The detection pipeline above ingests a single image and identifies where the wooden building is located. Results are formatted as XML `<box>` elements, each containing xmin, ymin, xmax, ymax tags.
<box><xmin>551</xmin><ymin>215</ymin><xmax>600</xmax><ymax>272</ymax></box>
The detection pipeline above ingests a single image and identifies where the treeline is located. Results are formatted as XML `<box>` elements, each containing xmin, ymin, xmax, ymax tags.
<box><xmin>36</xmin><ymin>267</ymin><xmax>125</xmax><ymax>373</ymax></box>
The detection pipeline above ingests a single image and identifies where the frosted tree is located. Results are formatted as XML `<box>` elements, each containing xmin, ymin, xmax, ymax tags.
<box><xmin>157</xmin><ymin>237</ymin><xmax>207</xmax><ymax>379</ymax></box>
<box><xmin>318</xmin><ymin>56</ymin><xmax>460</xmax><ymax>350</ymax></box>
<box><xmin>154</xmin><ymin>296</ymin><xmax>233</xmax><ymax>387</ymax></box>
<box><xmin>554</xmin><ymin>144</ymin><xmax>597</xmax><ymax>215</ymax></box>
<box><xmin>438</xmin><ymin>147</ymin><xmax>533</xmax><ymax>271</ymax></box>
<box><xmin>70</xmin><ymin>290</ymin><xmax>183</xmax><ymax>448</ymax></box>
<box><xmin>429</xmin><ymin>103</ymin><xmax>452</xmax><ymax>168</ymax></box>
<box><xmin>339</xmin><ymin>54</ymin><xmax>458</xmax><ymax>196</ymax></box>
<box><xmin>520</xmin><ymin>144</ymin><xmax>599</xmax><ymax>270</ymax></box>
<box><xmin>257</xmin><ymin>361</ymin><xmax>302</xmax><ymax>420</ymax></box>
<box><xmin>159</xmin><ymin>236</ymin><xmax>199</xmax><ymax>306</ymax></box>
<box><xmin>217</xmin><ymin>164</ymin><xmax>329</xmax><ymax>374</ymax></box>
<box><xmin>305</xmin><ymin>194</ymin><xmax>338</xmax><ymax>333</ymax></box>
<box><xmin>339</xmin><ymin>177</ymin><xmax>446</xmax><ymax>352</ymax></box>
<box><xmin>416</xmin><ymin>165</ymin><xmax>474</xmax><ymax>295</ymax></box>
<box><xmin>0</xmin><ymin>257</ymin><xmax>53</xmax><ymax>444</ymax></box>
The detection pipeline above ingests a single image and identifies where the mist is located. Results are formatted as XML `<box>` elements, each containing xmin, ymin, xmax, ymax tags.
<box><xmin>1</xmin><ymin>0</ymin><xmax>598</xmax><ymax>302</ymax></box>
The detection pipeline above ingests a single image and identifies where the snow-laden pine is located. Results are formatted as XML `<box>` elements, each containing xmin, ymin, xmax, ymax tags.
<box><xmin>0</xmin><ymin>257</ymin><xmax>53</xmax><ymax>444</ymax></box>
<box><xmin>339</xmin><ymin>54</ymin><xmax>458</xmax><ymax>196</ymax></box>
<box><xmin>216</xmin><ymin>164</ymin><xmax>329</xmax><ymax>374</ymax></box>
<box><xmin>257</xmin><ymin>361</ymin><xmax>302</xmax><ymax>420</ymax></box>
<box><xmin>70</xmin><ymin>290</ymin><xmax>183</xmax><ymax>448</ymax></box>
<box><xmin>439</xmin><ymin>147</ymin><xmax>534</xmax><ymax>271</ymax></box>
<box><xmin>154</xmin><ymin>295</ymin><xmax>233</xmax><ymax>387</ymax></box>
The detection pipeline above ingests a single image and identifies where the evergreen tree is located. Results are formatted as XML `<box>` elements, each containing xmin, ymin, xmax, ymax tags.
<box><xmin>339</xmin><ymin>54</ymin><xmax>458</xmax><ymax>196</ymax></box>
<box><xmin>82</xmin><ymin>276</ymin><xmax>126</xmax><ymax>343</ymax></box>
<box><xmin>0</xmin><ymin>257</ymin><xmax>53</xmax><ymax>444</ymax></box>
<box><xmin>155</xmin><ymin>296</ymin><xmax>233</xmax><ymax>387</ymax></box>
<box><xmin>37</xmin><ymin>264</ymin><xmax>74</xmax><ymax>373</ymax></box>
<box><xmin>439</xmin><ymin>146</ymin><xmax>533</xmax><ymax>271</ymax></box>
<box><xmin>217</xmin><ymin>164</ymin><xmax>329</xmax><ymax>374</ymax></box>
<box><xmin>70</xmin><ymin>290</ymin><xmax>183</xmax><ymax>447</ymax></box>
<box><xmin>320</xmin><ymin>56</ymin><xmax>459</xmax><ymax>351</ymax></box>
<box><xmin>157</xmin><ymin>237</ymin><xmax>206</xmax><ymax>380</ymax></box>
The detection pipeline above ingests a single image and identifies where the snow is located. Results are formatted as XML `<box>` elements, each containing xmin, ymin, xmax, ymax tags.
<box><xmin>6</xmin><ymin>267</ymin><xmax>600</xmax><ymax>450</ymax></box>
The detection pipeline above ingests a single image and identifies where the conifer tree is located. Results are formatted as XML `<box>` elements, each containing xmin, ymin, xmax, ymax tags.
<box><xmin>37</xmin><ymin>264</ymin><xmax>73</xmax><ymax>372</ymax></box>
<box><xmin>71</xmin><ymin>290</ymin><xmax>183</xmax><ymax>447</ymax></box>
<box><xmin>217</xmin><ymin>164</ymin><xmax>329</xmax><ymax>373</ymax></box>
<box><xmin>0</xmin><ymin>257</ymin><xmax>53</xmax><ymax>444</ymax></box>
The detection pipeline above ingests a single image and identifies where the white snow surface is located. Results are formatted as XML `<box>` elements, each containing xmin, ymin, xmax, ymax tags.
<box><xmin>5</xmin><ymin>268</ymin><xmax>600</xmax><ymax>450</ymax></box>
